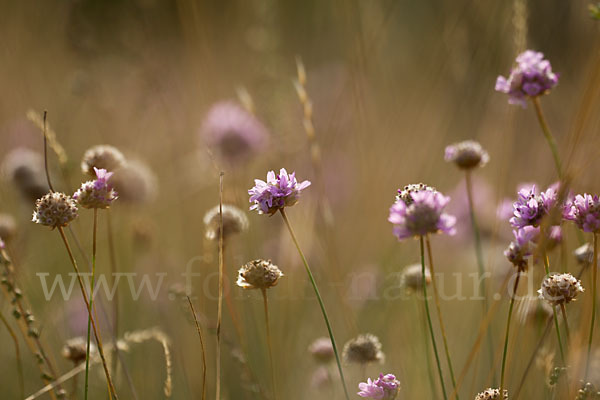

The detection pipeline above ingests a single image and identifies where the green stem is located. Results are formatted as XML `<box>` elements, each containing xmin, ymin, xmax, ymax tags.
<box><xmin>57</xmin><ymin>227</ymin><xmax>118</xmax><ymax>399</ymax></box>
<box><xmin>187</xmin><ymin>297</ymin><xmax>207</xmax><ymax>400</ymax></box>
<box><xmin>585</xmin><ymin>233</ymin><xmax>598</xmax><ymax>381</ymax></box>
<box><xmin>425</xmin><ymin>236</ymin><xmax>458</xmax><ymax>399</ymax></box>
<box><xmin>541</xmin><ymin>249</ymin><xmax>566</xmax><ymax>365</ymax></box>
<box><xmin>420</xmin><ymin>236</ymin><xmax>448</xmax><ymax>400</ymax></box>
<box><xmin>500</xmin><ymin>272</ymin><xmax>521</xmax><ymax>395</ymax></box>
<box><xmin>261</xmin><ymin>289</ymin><xmax>277</xmax><ymax>400</ymax></box>
<box><xmin>106</xmin><ymin>209</ymin><xmax>120</xmax><ymax>377</ymax></box>
<box><xmin>465</xmin><ymin>171</ymin><xmax>495</xmax><ymax>383</ymax></box>
<box><xmin>0</xmin><ymin>310</ymin><xmax>24</xmax><ymax>399</ymax></box>
<box><xmin>84</xmin><ymin>208</ymin><xmax>98</xmax><ymax>399</ymax></box>
<box><xmin>279</xmin><ymin>209</ymin><xmax>349</xmax><ymax>400</ymax></box>
<box><xmin>560</xmin><ymin>304</ymin><xmax>570</xmax><ymax>344</ymax></box>
<box><xmin>215</xmin><ymin>172</ymin><xmax>224</xmax><ymax>400</ymax></box>
<box><xmin>531</xmin><ymin>97</ymin><xmax>563</xmax><ymax>181</ymax></box>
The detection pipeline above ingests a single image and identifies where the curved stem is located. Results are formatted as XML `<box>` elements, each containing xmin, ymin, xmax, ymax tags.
<box><xmin>84</xmin><ymin>208</ymin><xmax>98</xmax><ymax>399</ymax></box>
<box><xmin>261</xmin><ymin>289</ymin><xmax>277</xmax><ymax>400</ymax></box>
<box><xmin>187</xmin><ymin>297</ymin><xmax>207</xmax><ymax>400</ymax></box>
<box><xmin>420</xmin><ymin>236</ymin><xmax>447</xmax><ymax>400</ymax></box>
<box><xmin>0</xmin><ymin>310</ymin><xmax>24</xmax><ymax>399</ymax></box>
<box><xmin>500</xmin><ymin>273</ymin><xmax>521</xmax><ymax>395</ymax></box>
<box><xmin>531</xmin><ymin>97</ymin><xmax>563</xmax><ymax>180</ymax></box>
<box><xmin>465</xmin><ymin>171</ymin><xmax>495</xmax><ymax>382</ymax></box>
<box><xmin>279</xmin><ymin>209</ymin><xmax>350</xmax><ymax>400</ymax></box>
<box><xmin>585</xmin><ymin>233</ymin><xmax>598</xmax><ymax>381</ymax></box>
<box><xmin>425</xmin><ymin>236</ymin><xmax>458</xmax><ymax>399</ymax></box>
<box><xmin>57</xmin><ymin>227</ymin><xmax>118</xmax><ymax>399</ymax></box>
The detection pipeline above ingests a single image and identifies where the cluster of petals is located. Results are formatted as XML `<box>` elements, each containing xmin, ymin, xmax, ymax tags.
<box><xmin>248</xmin><ymin>168</ymin><xmax>311</xmax><ymax>215</ymax></box>
<box><xmin>357</xmin><ymin>373</ymin><xmax>400</xmax><ymax>399</ymax></box>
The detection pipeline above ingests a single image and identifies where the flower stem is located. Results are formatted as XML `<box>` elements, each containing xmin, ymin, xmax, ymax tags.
<box><xmin>531</xmin><ymin>97</ymin><xmax>563</xmax><ymax>180</ymax></box>
<box><xmin>261</xmin><ymin>289</ymin><xmax>277</xmax><ymax>400</ymax></box>
<box><xmin>541</xmin><ymin>250</ymin><xmax>566</xmax><ymax>365</ymax></box>
<box><xmin>585</xmin><ymin>232</ymin><xmax>598</xmax><ymax>381</ymax></box>
<box><xmin>560</xmin><ymin>304</ymin><xmax>570</xmax><ymax>344</ymax></box>
<box><xmin>187</xmin><ymin>297</ymin><xmax>207</xmax><ymax>400</ymax></box>
<box><xmin>216</xmin><ymin>172</ymin><xmax>224</xmax><ymax>400</ymax></box>
<box><xmin>57</xmin><ymin>226</ymin><xmax>118</xmax><ymax>400</ymax></box>
<box><xmin>84</xmin><ymin>208</ymin><xmax>98</xmax><ymax>400</ymax></box>
<box><xmin>279</xmin><ymin>208</ymin><xmax>349</xmax><ymax>400</ymax></box>
<box><xmin>0</xmin><ymin>310</ymin><xmax>24</xmax><ymax>400</ymax></box>
<box><xmin>425</xmin><ymin>236</ymin><xmax>458</xmax><ymax>399</ymax></box>
<box><xmin>420</xmin><ymin>236</ymin><xmax>448</xmax><ymax>400</ymax></box>
<box><xmin>500</xmin><ymin>272</ymin><xmax>521</xmax><ymax>395</ymax></box>
<box><xmin>465</xmin><ymin>171</ymin><xmax>495</xmax><ymax>382</ymax></box>
<box><xmin>106</xmin><ymin>209</ymin><xmax>120</xmax><ymax>376</ymax></box>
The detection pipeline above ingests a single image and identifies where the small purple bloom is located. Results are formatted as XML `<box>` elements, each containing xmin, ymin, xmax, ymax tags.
<box><xmin>510</xmin><ymin>184</ymin><xmax>558</xmax><ymax>228</ymax></box>
<box><xmin>248</xmin><ymin>168</ymin><xmax>311</xmax><ymax>215</ymax></box>
<box><xmin>389</xmin><ymin>188</ymin><xmax>456</xmax><ymax>240</ymax></box>
<box><xmin>504</xmin><ymin>226</ymin><xmax>538</xmax><ymax>271</ymax></box>
<box><xmin>495</xmin><ymin>50</ymin><xmax>559</xmax><ymax>108</ymax></box>
<box><xmin>73</xmin><ymin>167</ymin><xmax>118</xmax><ymax>209</ymax></box>
<box><xmin>564</xmin><ymin>193</ymin><xmax>600</xmax><ymax>233</ymax></box>
<box><xmin>200</xmin><ymin>101</ymin><xmax>269</xmax><ymax>165</ymax></box>
<box><xmin>358</xmin><ymin>374</ymin><xmax>400</xmax><ymax>399</ymax></box>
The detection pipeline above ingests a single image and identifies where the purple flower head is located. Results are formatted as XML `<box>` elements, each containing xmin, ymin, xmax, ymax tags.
<box><xmin>248</xmin><ymin>168</ymin><xmax>311</xmax><ymax>215</ymax></box>
<box><xmin>495</xmin><ymin>50</ymin><xmax>559</xmax><ymax>108</ymax></box>
<box><xmin>510</xmin><ymin>185</ymin><xmax>558</xmax><ymax>228</ymax></box>
<box><xmin>73</xmin><ymin>167</ymin><xmax>118</xmax><ymax>209</ymax></box>
<box><xmin>504</xmin><ymin>226</ymin><xmax>538</xmax><ymax>271</ymax></box>
<box><xmin>358</xmin><ymin>374</ymin><xmax>400</xmax><ymax>400</ymax></box>
<box><xmin>200</xmin><ymin>101</ymin><xmax>269</xmax><ymax>165</ymax></box>
<box><xmin>564</xmin><ymin>194</ymin><xmax>600</xmax><ymax>233</ymax></box>
<box><xmin>389</xmin><ymin>188</ymin><xmax>456</xmax><ymax>240</ymax></box>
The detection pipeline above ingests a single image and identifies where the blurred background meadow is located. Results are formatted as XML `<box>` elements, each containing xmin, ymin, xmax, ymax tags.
<box><xmin>1</xmin><ymin>0</ymin><xmax>600</xmax><ymax>399</ymax></box>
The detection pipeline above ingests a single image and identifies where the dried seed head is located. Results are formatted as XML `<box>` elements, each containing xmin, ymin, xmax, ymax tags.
<box><xmin>0</xmin><ymin>214</ymin><xmax>17</xmax><ymax>243</ymax></box>
<box><xmin>61</xmin><ymin>337</ymin><xmax>95</xmax><ymax>364</ymax></box>
<box><xmin>400</xmin><ymin>263</ymin><xmax>431</xmax><ymax>292</ymax></box>
<box><xmin>32</xmin><ymin>192</ymin><xmax>78</xmax><ymax>228</ymax></box>
<box><xmin>475</xmin><ymin>388</ymin><xmax>508</xmax><ymax>400</ymax></box>
<box><xmin>396</xmin><ymin>183</ymin><xmax>436</xmax><ymax>205</ymax></box>
<box><xmin>538</xmin><ymin>273</ymin><xmax>584</xmax><ymax>306</ymax></box>
<box><xmin>445</xmin><ymin>140</ymin><xmax>490</xmax><ymax>169</ymax></box>
<box><xmin>110</xmin><ymin>160</ymin><xmax>157</xmax><ymax>204</ymax></box>
<box><xmin>236</xmin><ymin>259</ymin><xmax>283</xmax><ymax>290</ymax></box>
<box><xmin>574</xmin><ymin>243</ymin><xmax>595</xmax><ymax>266</ymax></box>
<box><xmin>342</xmin><ymin>333</ymin><xmax>384</xmax><ymax>365</ymax></box>
<box><xmin>1</xmin><ymin>147</ymin><xmax>49</xmax><ymax>202</ymax></box>
<box><xmin>203</xmin><ymin>204</ymin><xmax>249</xmax><ymax>241</ymax></box>
<box><xmin>81</xmin><ymin>145</ymin><xmax>125</xmax><ymax>176</ymax></box>
<box><xmin>308</xmin><ymin>337</ymin><xmax>334</xmax><ymax>363</ymax></box>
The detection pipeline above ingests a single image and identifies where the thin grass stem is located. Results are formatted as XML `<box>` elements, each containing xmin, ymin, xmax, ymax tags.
<box><xmin>84</xmin><ymin>208</ymin><xmax>98</xmax><ymax>399</ymax></box>
<box><xmin>187</xmin><ymin>297</ymin><xmax>207</xmax><ymax>400</ymax></box>
<box><xmin>531</xmin><ymin>97</ymin><xmax>563</xmax><ymax>180</ymax></box>
<box><xmin>279</xmin><ymin>208</ymin><xmax>349</xmax><ymax>400</ymax></box>
<box><xmin>261</xmin><ymin>289</ymin><xmax>277</xmax><ymax>400</ymax></box>
<box><xmin>215</xmin><ymin>172</ymin><xmax>224</xmax><ymax>400</ymax></box>
<box><xmin>500</xmin><ymin>272</ymin><xmax>521</xmax><ymax>395</ymax></box>
<box><xmin>585</xmin><ymin>232</ymin><xmax>598</xmax><ymax>380</ymax></box>
<box><xmin>560</xmin><ymin>304</ymin><xmax>570</xmax><ymax>344</ymax></box>
<box><xmin>0</xmin><ymin>310</ymin><xmax>24</xmax><ymax>399</ymax></box>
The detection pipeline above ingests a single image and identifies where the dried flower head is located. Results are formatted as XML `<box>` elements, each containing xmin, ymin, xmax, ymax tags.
<box><xmin>110</xmin><ymin>160</ymin><xmax>157</xmax><ymax>204</ymax></box>
<box><xmin>510</xmin><ymin>185</ymin><xmax>558</xmax><ymax>229</ymax></box>
<box><xmin>236</xmin><ymin>259</ymin><xmax>283</xmax><ymax>290</ymax></box>
<box><xmin>61</xmin><ymin>336</ymin><xmax>96</xmax><ymax>364</ymax></box>
<box><xmin>1</xmin><ymin>147</ymin><xmax>49</xmax><ymax>201</ymax></box>
<box><xmin>203</xmin><ymin>204</ymin><xmax>249</xmax><ymax>241</ymax></box>
<box><xmin>342</xmin><ymin>333</ymin><xmax>384</xmax><ymax>365</ymax></box>
<box><xmin>475</xmin><ymin>388</ymin><xmax>508</xmax><ymax>400</ymax></box>
<box><xmin>81</xmin><ymin>145</ymin><xmax>125</xmax><ymax>176</ymax></box>
<box><xmin>389</xmin><ymin>188</ymin><xmax>456</xmax><ymax>240</ymax></box>
<box><xmin>396</xmin><ymin>183</ymin><xmax>436</xmax><ymax>205</ymax></box>
<box><xmin>574</xmin><ymin>243</ymin><xmax>595</xmax><ymax>265</ymax></box>
<box><xmin>32</xmin><ymin>192</ymin><xmax>78</xmax><ymax>228</ymax></box>
<box><xmin>495</xmin><ymin>50</ymin><xmax>559</xmax><ymax>107</ymax></box>
<box><xmin>73</xmin><ymin>168</ymin><xmax>118</xmax><ymax>209</ymax></box>
<box><xmin>0</xmin><ymin>214</ymin><xmax>17</xmax><ymax>243</ymax></box>
<box><xmin>504</xmin><ymin>226</ymin><xmax>538</xmax><ymax>271</ymax></box>
<box><xmin>248</xmin><ymin>168</ymin><xmax>311</xmax><ymax>214</ymax></box>
<box><xmin>400</xmin><ymin>263</ymin><xmax>431</xmax><ymax>292</ymax></box>
<box><xmin>201</xmin><ymin>101</ymin><xmax>269</xmax><ymax>165</ymax></box>
<box><xmin>444</xmin><ymin>140</ymin><xmax>490</xmax><ymax>170</ymax></box>
<box><xmin>564</xmin><ymin>194</ymin><xmax>600</xmax><ymax>233</ymax></box>
<box><xmin>358</xmin><ymin>373</ymin><xmax>401</xmax><ymax>400</ymax></box>
<box><xmin>538</xmin><ymin>273</ymin><xmax>584</xmax><ymax>306</ymax></box>
<box><xmin>309</xmin><ymin>337</ymin><xmax>334</xmax><ymax>363</ymax></box>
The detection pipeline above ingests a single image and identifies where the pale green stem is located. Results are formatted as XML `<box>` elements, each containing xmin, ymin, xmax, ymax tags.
<box><xmin>84</xmin><ymin>208</ymin><xmax>98</xmax><ymax>399</ymax></box>
<box><xmin>279</xmin><ymin>209</ymin><xmax>349</xmax><ymax>400</ymax></box>
<box><xmin>585</xmin><ymin>233</ymin><xmax>598</xmax><ymax>381</ymax></box>
<box><xmin>420</xmin><ymin>236</ymin><xmax>447</xmax><ymax>400</ymax></box>
<box><xmin>500</xmin><ymin>272</ymin><xmax>521</xmax><ymax>396</ymax></box>
<box><xmin>261</xmin><ymin>289</ymin><xmax>277</xmax><ymax>400</ymax></box>
<box><xmin>531</xmin><ymin>97</ymin><xmax>563</xmax><ymax>181</ymax></box>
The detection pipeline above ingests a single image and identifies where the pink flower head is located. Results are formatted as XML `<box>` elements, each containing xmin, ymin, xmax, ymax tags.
<box><xmin>389</xmin><ymin>189</ymin><xmax>456</xmax><ymax>240</ymax></box>
<box><xmin>564</xmin><ymin>193</ymin><xmax>600</xmax><ymax>233</ymax></box>
<box><xmin>248</xmin><ymin>168</ymin><xmax>311</xmax><ymax>215</ymax></box>
<box><xmin>73</xmin><ymin>167</ymin><xmax>118</xmax><ymax>209</ymax></box>
<box><xmin>510</xmin><ymin>184</ymin><xmax>558</xmax><ymax>228</ymax></box>
<box><xmin>495</xmin><ymin>50</ymin><xmax>559</xmax><ymax>108</ymax></box>
<box><xmin>358</xmin><ymin>374</ymin><xmax>400</xmax><ymax>399</ymax></box>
